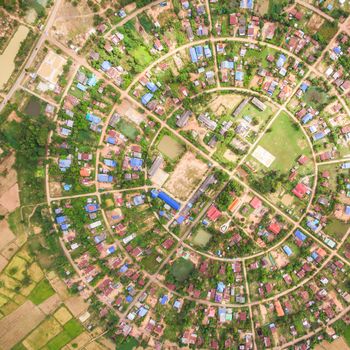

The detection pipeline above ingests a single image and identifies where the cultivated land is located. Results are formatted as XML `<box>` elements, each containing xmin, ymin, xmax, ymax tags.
<box><xmin>0</xmin><ymin>0</ymin><xmax>350</xmax><ymax>349</ymax></box>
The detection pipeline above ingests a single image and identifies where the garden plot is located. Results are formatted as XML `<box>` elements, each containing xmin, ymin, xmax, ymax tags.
<box><xmin>164</xmin><ymin>152</ymin><xmax>208</xmax><ymax>201</ymax></box>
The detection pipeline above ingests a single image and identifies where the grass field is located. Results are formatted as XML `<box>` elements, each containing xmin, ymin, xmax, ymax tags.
<box><xmin>157</xmin><ymin>134</ymin><xmax>185</xmax><ymax>161</ymax></box>
<box><xmin>256</xmin><ymin>111</ymin><xmax>312</xmax><ymax>174</ymax></box>
<box><xmin>192</xmin><ymin>228</ymin><xmax>212</xmax><ymax>248</ymax></box>
<box><xmin>324</xmin><ymin>217</ymin><xmax>349</xmax><ymax>241</ymax></box>
<box><xmin>119</xmin><ymin>119</ymin><xmax>139</xmax><ymax>141</ymax></box>
<box><xmin>28</xmin><ymin>279</ymin><xmax>55</xmax><ymax>305</ymax></box>
<box><xmin>170</xmin><ymin>258</ymin><xmax>194</xmax><ymax>282</ymax></box>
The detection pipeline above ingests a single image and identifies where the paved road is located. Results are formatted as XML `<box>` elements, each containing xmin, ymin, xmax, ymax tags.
<box><xmin>0</xmin><ymin>0</ymin><xmax>63</xmax><ymax>113</ymax></box>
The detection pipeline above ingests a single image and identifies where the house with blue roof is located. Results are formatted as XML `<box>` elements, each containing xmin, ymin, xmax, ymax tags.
<box><xmin>138</xmin><ymin>306</ymin><xmax>148</xmax><ymax>317</ymax></box>
<box><xmin>345</xmin><ymin>206</ymin><xmax>350</xmax><ymax>215</ymax></box>
<box><xmin>141</xmin><ymin>93</ymin><xmax>153</xmax><ymax>106</ymax></box>
<box><xmin>98</xmin><ymin>174</ymin><xmax>113</xmax><ymax>183</ymax></box>
<box><xmin>101</xmin><ymin>61</ymin><xmax>112</xmax><ymax>71</ymax></box>
<box><xmin>189</xmin><ymin>47</ymin><xmax>198</xmax><ymax>63</ymax></box>
<box><xmin>86</xmin><ymin>113</ymin><xmax>101</xmax><ymax>125</ymax></box>
<box><xmin>76</xmin><ymin>83</ymin><xmax>87</xmax><ymax>91</ymax></box>
<box><xmin>130</xmin><ymin>158</ymin><xmax>143</xmax><ymax>169</ymax></box>
<box><xmin>107</xmin><ymin>246</ymin><xmax>116</xmax><ymax>254</ymax></box>
<box><xmin>342</xmin><ymin>162</ymin><xmax>350</xmax><ymax>169</ymax></box>
<box><xmin>195</xmin><ymin>45</ymin><xmax>204</xmax><ymax>59</ymax></box>
<box><xmin>160</xmin><ymin>295</ymin><xmax>168</xmax><ymax>305</ymax></box>
<box><xmin>217</xmin><ymin>281</ymin><xmax>225</xmax><ymax>293</ymax></box>
<box><xmin>151</xmin><ymin>190</ymin><xmax>181</xmax><ymax>211</ymax></box>
<box><xmin>302</xmin><ymin>113</ymin><xmax>313</xmax><ymax>124</ymax></box>
<box><xmin>300</xmin><ymin>82</ymin><xmax>309</xmax><ymax>93</ymax></box>
<box><xmin>203</xmin><ymin>45</ymin><xmax>212</xmax><ymax>58</ymax></box>
<box><xmin>283</xmin><ymin>245</ymin><xmax>293</xmax><ymax>256</ymax></box>
<box><xmin>59</xmin><ymin>158</ymin><xmax>72</xmax><ymax>171</ymax></box>
<box><xmin>276</xmin><ymin>54</ymin><xmax>287</xmax><ymax>68</ymax></box>
<box><xmin>126</xmin><ymin>295</ymin><xmax>133</xmax><ymax>303</ymax></box>
<box><xmin>87</xmin><ymin>74</ymin><xmax>97</xmax><ymax>87</ymax></box>
<box><xmin>61</xmin><ymin>223</ymin><xmax>70</xmax><ymax>231</ymax></box>
<box><xmin>60</xmin><ymin>128</ymin><xmax>71</xmax><ymax>137</ymax></box>
<box><xmin>235</xmin><ymin>71</ymin><xmax>244</xmax><ymax>81</ymax></box>
<box><xmin>295</xmin><ymin>229</ymin><xmax>306</xmax><ymax>241</ymax></box>
<box><xmin>313</xmin><ymin>132</ymin><xmax>325</xmax><ymax>141</ymax></box>
<box><xmin>133</xmin><ymin>195</ymin><xmax>144</xmax><ymax>206</ymax></box>
<box><xmin>119</xmin><ymin>264</ymin><xmax>128</xmax><ymax>273</ymax></box>
<box><xmin>56</xmin><ymin>216</ymin><xmax>66</xmax><ymax>224</ymax></box>
<box><xmin>146</xmin><ymin>81</ymin><xmax>158</xmax><ymax>93</ymax></box>
<box><xmin>221</xmin><ymin>61</ymin><xmax>234</xmax><ymax>69</ymax></box>
<box><xmin>240</xmin><ymin>0</ymin><xmax>253</xmax><ymax>9</ymax></box>
<box><xmin>333</xmin><ymin>46</ymin><xmax>341</xmax><ymax>55</ymax></box>
<box><xmin>104</xmin><ymin>159</ymin><xmax>117</xmax><ymax>167</ymax></box>
<box><xmin>173</xmin><ymin>300</ymin><xmax>181</xmax><ymax>309</ymax></box>
<box><xmin>177</xmin><ymin>215</ymin><xmax>185</xmax><ymax>224</ymax></box>
<box><xmin>307</xmin><ymin>218</ymin><xmax>319</xmax><ymax>231</ymax></box>
<box><xmin>107</xmin><ymin>137</ymin><xmax>116</xmax><ymax>145</ymax></box>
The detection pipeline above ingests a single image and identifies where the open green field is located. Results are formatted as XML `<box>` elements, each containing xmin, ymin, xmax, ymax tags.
<box><xmin>239</xmin><ymin>103</ymin><xmax>274</xmax><ymax>128</ymax></box>
<box><xmin>119</xmin><ymin>119</ymin><xmax>139</xmax><ymax>141</ymax></box>
<box><xmin>28</xmin><ymin>279</ymin><xmax>55</xmax><ymax>305</ymax></box>
<box><xmin>255</xmin><ymin>111</ymin><xmax>312</xmax><ymax>174</ymax></box>
<box><xmin>323</xmin><ymin>217</ymin><xmax>349</xmax><ymax>241</ymax></box>
<box><xmin>302</xmin><ymin>86</ymin><xmax>330</xmax><ymax>110</ymax></box>
<box><xmin>171</xmin><ymin>258</ymin><xmax>194</xmax><ymax>282</ymax></box>
<box><xmin>192</xmin><ymin>228</ymin><xmax>212</xmax><ymax>248</ymax></box>
<box><xmin>157</xmin><ymin>134</ymin><xmax>185</xmax><ymax>161</ymax></box>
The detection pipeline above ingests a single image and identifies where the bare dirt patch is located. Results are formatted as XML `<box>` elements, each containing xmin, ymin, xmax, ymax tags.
<box><xmin>0</xmin><ymin>219</ymin><xmax>16</xmax><ymax>252</ymax></box>
<box><xmin>307</xmin><ymin>13</ymin><xmax>325</xmax><ymax>35</ymax></box>
<box><xmin>38</xmin><ymin>293</ymin><xmax>61</xmax><ymax>315</ymax></box>
<box><xmin>164</xmin><ymin>152</ymin><xmax>208</xmax><ymax>201</ymax></box>
<box><xmin>54</xmin><ymin>306</ymin><xmax>72</xmax><ymax>325</ymax></box>
<box><xmin>0</xmin><ymin>153</ymin><xmax>19</xmax><ymax>215</ymax></box>
<box><xmin>49</xmin><ymin>274</ymin><xmax>70</xmax><ymax>300</ymax></box>
<box><xmin>271</xmin><ymin>250</ymin><xmax>289</xmax><ymax>268</ymax></box>
<box><xmin>52</xmin><ymin>0</ymin><xmax>94</xmax><ymax>48</ymax></box>
<box><xmin>115</xmin><ymin>99</ymin><xmax>145</xmax><ymax>125</ymax></box>
<box><xmin>67</xmin><ymin>331</ymin><xmax>92</xmax><ymax>348</ymax></box>
<box><xmin>65</xmin><ymin>295</ymin><xmax>89</xmax><ymax>317</ymax></box>
<box><xmin>0</xmin><ymin>300</ymin><xmax>45</xmax><ymax>350</ymax></box>
<box><xmin>0</xmin><ymin>183</ymin><xmax>20</xmax><ymax>214</ymax></box>
<box><xmin>1</xmin><ymin>241</ymin><xmax>19</xmax><ymax>260</ymax></box>
<box><xmin>316</xmin><ymin>337</ymin><xmax>350</xmax><ymax>350</ymax></box>
<box><xmin>208</xmin><ymin>94</ymin><xmax>242</xmax><ymax>115</ymax></box>
<box><xmin>49</xmin><ymin>181</ymin><xmax>63</xmax><ymax>198</ymax></box>
<box><xmin>255</xmin><ymin>0</ymin><xmax>269</xmax><ymax>16</ymax></box>
<box><xmin>0</xmin><ymin>255</ymin><xmax>8</xmax><ymax>273</ymax></box>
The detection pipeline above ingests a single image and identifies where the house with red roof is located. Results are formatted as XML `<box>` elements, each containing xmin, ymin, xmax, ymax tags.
<box><xmin>207</xmin><ymin>205</ymin><xmax>221</xmax><ymax>221</ymax></box>
<box><xmin>292</xmin><ymin>183</ymin><xmax>308</xmax><ymax>199</ymax></box>
<box><xmin>268</xmin><ymin>222</ymin><xmax>281</xmax><ymax>235</ymax></box>
<box><xmin>250</xmin><ymin>196</ymin><xmax>262</xmax><ymax>209</ymax></box>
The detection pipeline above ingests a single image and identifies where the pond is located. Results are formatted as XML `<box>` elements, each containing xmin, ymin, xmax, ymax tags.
<box><xmin>0</xmin><ymin>25</ymin><xmax>29</xmax><ymax>89</ymax></box>
<box><xmin>24</xmin><ymin>97</ymin><xmax>42</xmax><ymax>117</ymax></box>
<box><xmin>157</xmin><ymin>135</ymin><xmax>184</xmax><ymax>160</ymax></box>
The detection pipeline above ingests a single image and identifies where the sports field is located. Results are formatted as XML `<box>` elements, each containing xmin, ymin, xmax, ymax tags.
<box><xmin>255</xmin><ymin>112</ymin><xmax>312</xmax><ymax>174</ymax></box>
